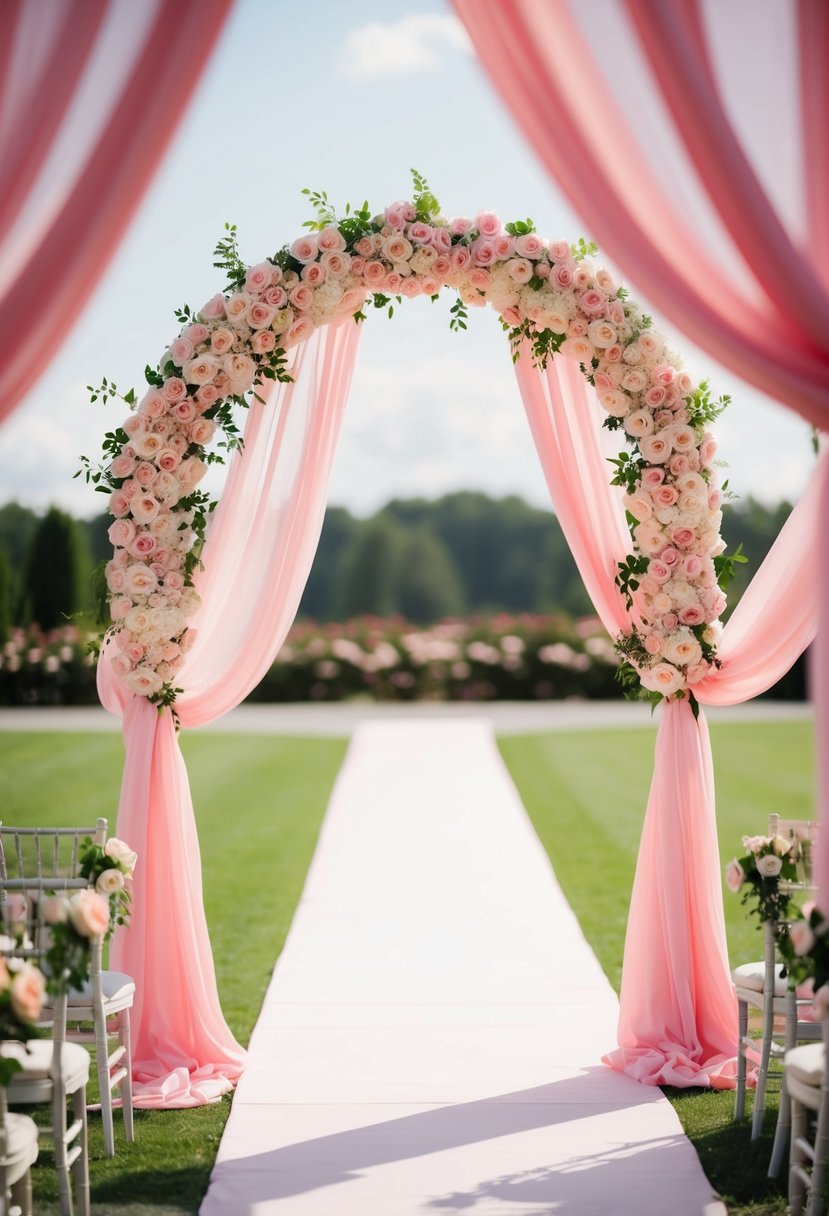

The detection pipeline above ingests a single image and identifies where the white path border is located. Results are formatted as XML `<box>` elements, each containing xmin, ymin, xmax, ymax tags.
<box><xmin>200</xmin><ymin>720</ymin><xmax>725</xmax><ymax>1216</ymax></box>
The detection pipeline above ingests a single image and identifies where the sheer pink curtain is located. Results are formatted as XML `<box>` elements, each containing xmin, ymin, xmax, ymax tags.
<box><xmin>0</xmin><ymin>0</ymin><xmax>234</xmax><ymax>425</ymax></box>
<box><xmin>97</xmin><ymin>319</ymin><xmax>362</xmax><ymax>1105</ymax></box>
<box><xmin>452</xmin><ymin>0</ymin><xmax>829</xmax><ymax>902</ymax></box>
<box><xmin>516</xmin><ymin>354</ymin><xmax>823</xmax><ymax>1085</ymax></box>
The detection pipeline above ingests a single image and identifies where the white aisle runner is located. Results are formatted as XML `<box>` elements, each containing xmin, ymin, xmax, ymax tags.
<box><xmin>201</xmin><ymin>721</ymin><xmax>723</xmax><ymax>1216</ymax></box>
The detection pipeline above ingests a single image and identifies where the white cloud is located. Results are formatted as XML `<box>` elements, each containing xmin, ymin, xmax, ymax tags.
<box><xmin>339</xmin><ymin>14</ymin><xmax>471</xmax><ymax>80</ymax></box>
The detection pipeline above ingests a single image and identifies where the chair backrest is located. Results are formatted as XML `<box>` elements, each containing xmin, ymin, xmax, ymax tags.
<box><xmin>0</xmin><ymin>819</ymin><xmax>107</xmax><ymax>889</ymax></box>
<box><xmin>768</xmin><ymin>813</ymin><xmax>818</xmax><ymax>888</ymax></box>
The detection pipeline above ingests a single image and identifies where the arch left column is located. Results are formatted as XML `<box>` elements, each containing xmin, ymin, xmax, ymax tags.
<box><xmin>97</xmin><ymin>317</ymin><xmax>363</xmax><ymax>1105</ymax></box>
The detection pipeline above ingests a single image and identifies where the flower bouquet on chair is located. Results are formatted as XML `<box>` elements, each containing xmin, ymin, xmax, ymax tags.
<box><xmin>726</xmin><ymin>832</ymin><xmax>801</xmax><ymax>926</ymax></box>
<box><xmin>0</xmin><ymin>955</ymin><xmax>45</xmax><ymax>1086</ymax></box>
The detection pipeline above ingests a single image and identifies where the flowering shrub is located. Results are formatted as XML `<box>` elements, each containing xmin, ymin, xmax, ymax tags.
<box><xmin>0</xmin><ymin>625</ymin><xmax>98</xmax><ymax>705</ymax></box>
<box><xmin>249</xmin><ymin>613</ymin><xmax>618</xmax><ymax>703</ymax></box>
<box><xmin>725</xmin><ymin>832</ymin><xmax>801</xmax><ymax>924</ymax></box>
<box><xmin>82</xmin><ymin>172</ymin><xmax>736</xmax><ymax>713</ymax></box>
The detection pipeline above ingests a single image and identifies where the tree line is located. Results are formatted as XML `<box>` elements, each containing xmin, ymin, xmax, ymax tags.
<box><xmin>0</xmin><ymin>490</ymin><xmax>796</xmax><ymax>638</ymax></box>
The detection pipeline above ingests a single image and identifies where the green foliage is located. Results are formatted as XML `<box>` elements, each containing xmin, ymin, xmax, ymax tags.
<box><xmin>410</xmin><ymin>167</ymin><xmax>441</xmax><ymax>220</ymax></box>
<box><xmin>0</xmin><ymin>550</ymin><xmax>11</xmax><ymax>644</ymax></box>
<box><xmin>449</xmin><ymin>295</ymin><xmax>468</xmax><ymax>332</ymax></box>
<box><xmin>300</xmin><ymin>187</ymin><xmax>337</xmax><ymax>231</ymax></box>
<box><xmin>608</xmin><ymin>450</ymin><xmax>645</xmax><ymax>496</ymax></box>
<box><xmin>505</xmin><ymin>218</ymin><xmax>536</xmax><ymax>236</ymax></box>
<box><xmin>393</xmin><ymin>528</ymin><xmax>464</xmax><ymax>624</ymax></box>
<box><xmin>614</xmin><ymin>554</ymin><xmax>649</xmax><ymax>609</ymax></box>
<box><xmin>714</xmin><ymin>542</ymin><xmax>748</xmax><ymax>592</ymax></box>
<box><xmin>571</xmin><ymin>237</ymin><xmax>598</xmax><ymax>261</ymax></box>
<box><xmin>685</xmin><ymin>378</ymin><xmax>731</xmax><ymax>430</ymax></box>
<box><xmin>213</xmin><ymin>221</ymin><xmax>246</xmax><ymax>289</ymax></box>
<box><xmin>336</xmin><ymin>515</ymin><xmax>402</xmax><ymax>618</ymax></box>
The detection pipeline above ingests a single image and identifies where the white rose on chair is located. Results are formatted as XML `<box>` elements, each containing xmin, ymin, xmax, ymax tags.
<box><xmin>104</xmin><ymin>838</ymin><xmax>137</xmax><ymax>875</ymax></box>
<box><xmin>96</xmin><ymin>869</ymin><xmax>125</xmax><ymax>897</ymax></box>
<box><xmin>756</xmin><ymin>853</ymin><xmax>784</xmax><ymax>879</ymax></box>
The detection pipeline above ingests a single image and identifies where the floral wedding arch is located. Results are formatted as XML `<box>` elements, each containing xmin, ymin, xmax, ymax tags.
<box><xmin>90</xmin><ymin>176</ymin><xmax>820</xmax><ymax>1106</ymax></box>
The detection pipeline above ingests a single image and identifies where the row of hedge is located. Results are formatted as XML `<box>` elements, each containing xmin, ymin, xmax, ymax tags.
<box><xmin>0</xmin><ymin>615</ymin><xmax>621</xmax><ymax>706</ymax></box>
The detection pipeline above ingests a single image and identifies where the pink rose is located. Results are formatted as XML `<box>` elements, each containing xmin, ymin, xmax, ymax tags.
<box><xmin>284</xmin><ymin>316</ymin><xmax>315</xmax><ymax>347</ymax></box>
<box><xmin>682</xmin><ymin>555</ymin><xmax>703</xmax><ymax>578</ymax></box>
<box><xmin>624</xmin><ymin>409</ymin><xmax>655</xmax><ymax>438</ymax></box>
<box><xmin>290</xmin><ymin>234</ymin><xmax>319</xmax><ymax>263</ymax></box>
<box><xmin>660</xmin><ymin>547</ymin><xmax>680</xmax><ymax>567</ymax></box>
<box><xmin>450</xmin><ymin>246</ymin><xmax>471</xmax><ymax>272</ymax></box>
<box><xmin>110</xmin><ymin>597</ymin><xmax>132</xmax><ymax>622</ymax></box>
<box><xmin>450</xmin><ymin>216</ymin><xmax>472</xmax><ymax>236</ymax></box>
<box><xmin>516</xmin><ymin>232</ymin><xmax>545</xmax><ymax>258</ymax></box>
<box><xmin>399</xmin><ymin>277</ymin><xmax>422</xmax><ymax>299</ymax></box>
<box><xmin>641</xmin><ymin>467</ymin><xmax>665</xmax><ymax>489</ymax></box>
<box><xmin>725</xmin><ymin>859</ymin><xmax>745</xmax><ymax>894</ymax></box>
<box><xmin>384</xmin><ymin>201</ymin><xmax>415</xmax><ymax>229</ymax></box>
<box><xmin>109</xmin><ymin>494</ymin><xmax>130</xmax><ymax>518</ymax></box>
<box><xmin>470</xmin><ymin>238</ymin><xmax>497</xmax><ymax>266</ymax></box>
<box><xmin>68</xmin><ymin>889</ymin><xmax>110</xmax><ymax>938</ymax></box>
<box><xmin>548</xmin><ymin>240</ymin><xmax>571</xmax><ymax>262</ymax></box>
<box><xmin>468</xmin><ymin>268</ymin><xmax>491</xmax><ymax>291</ymax></box>
<box><xmin>596</xmin><ymin>386</ymin><xmax>629</xmax><ymax>417</ymax></box>
<box><xmin>500</xmin><ymin>306</ymin><xmax>522</xmax><ymax>327</ymax></box>
<box><xmin>246</xmin><ymin>301</ymin><xmax>276</xmax><ymax>330</ymax></box>
<box><xmin>648</xmin><ymin>560</ymin><xmax>671</xmax><ymax>584</ymax></box>
<box><xmin>131</xmin><ymin>495</ymin><xmax>162</xmax><ymax>526</ymax></box>
<box><xmin>320</xmin><ymin>250</ymin><xmax>350</xmax><ymax>278</ymax></box>
<box><xmin>671</xmin><ymin>526</ymin><xmax>696</xmax><ymax>549</ymax></box>
<box><xmin>178</xmin><ymin>456</ymin><xmax>207</xmax><ymax>489</ymax></box>
<box><xmin>383</xmin><ymin>234</ymin><xmax>413</xmax><ymax>263</ymax></box>
<box><xmin>10</xmin><ymin>963</ymin><xmax>45</xmax><ymax>1023</ymax></box>
<box><xmin>244</xmin><ymin>262</ymin><xmax>275</xmax><ymax>293</ymax></box>
<box><xmin>167</xmin><ymin>337</ymin><xmax>194</xmax><ymax>366</ymax></box>
<box><xmin>199</xmin><ymin>294</ymin><xmax>226</xmax><ymax>321</ymax></box>
<box><xmin>475</xmin><ymin>211</ymin><xmax>502</xmax><ymax>237</ymax></box>
<box><xmin>408</xmin><ymin>222</ymin><xmax>433</xmax><ymax>244</ymax></box>
<box><xmin>588</xmin><ymin>320</ymin><xmax>617</xmax><ymax>349</ymax></box>
<box><xmin>209</xmin><ymin>328</ymin><xmax>234</xmax><ymax>355</ymax></box>
<box><xmin>639</xmin><ymin>434</ymin><xmax>672</xmax><ymax>464</ymax></box>
<box><xmin>553</xmin><ymin>264</ymin><xmax>573</xmax><ymax>289</ymax></box>
<box><xmin>224</xmin><ymin>292</ymin><xmax>250</xmax><ymax>322</ymax></box>
<box><xmin>492</xmin><ymin>234</ymin><xmax>515</xmax><ymax>258</ymax></box>
<box><xmin>108</xmin><ymin>519</ymin><xmax>136</xmax><ymax>548</ymax></box>
<box><xmin>289</xmin><ymin>284</ymin><xmax>314</xmax><ymax>312</ymax></box>
<box><xmin>562</xmin><ymin>337</ymin><xmax>594</xmax><ymax>365</ymax></box>
<box><xmin>506</xmin><ymin>257</ymin><xmax>533</xmax><ymax>284</ymax></box>
<box><xmin>129</xmin><ymin>534</ymin><xmax>157</xmax><ymax>559</ymax></box>
<box><xmin>644</xmin><ymin>385</ymin><xmax>666</xmax><ymax>408</ymax></box>
<box><xmin>363</xmin><ymin>260</ymin><xmax>385</xmax><ymax>285</ymax></box>
<box><xmin>301</xmin><ymin>262</ymin><xmax>326</xmax><ymax>287</ymax></box>
<box><xmin>156</xmin><ymin>449</ymin><xmax>181</xmax><ymax>473</ymax></box>
<box><xmin>671</xmin><ymin>425</ymin><xmax>697</xmax><ymax>453</ymax></box>
<box><xmin>679</xmin><ymin>605</ymin><xmax>706</xmax><ymax>626</ymax></box>
<box><xmin>644</xmin><ymin>633</ymin><xmax>663</xmax><ymax>656</ymax></box>
<box><xmin>621</xmin><ymin>368</ymin><xmax>649</xmax><ymax>393</ymax></box>
<box><xmin>133</xmin><ymin>461</ymin><xmax>155</xmax><ymax>488</ymax></box>
<box><xmin>578</xmin><ymin>289</ymin><xmax>607</xmax><ymax>317</ymax></box>
<box><xmin>183</xmin><ymin>355</ymin><xmax>220</xmax><ymax>386</ymax></box>
<box><xmin>109</xmin><ymin>454</ymin><xmax>136</xmax><ymax>480</ymax></box>
<box><xmin>162</xmin><ymin>377</ymin><xmax>187</xmax><ymax>404</ymax></box>
<box><xmin>123</xmin><ymin>666</ymin><xmax>164</xmax><ymax>696</ymax></box>
<box><xmin>317</xmin><ymin>225</ymin><xmax>346</xmax><ymax>254</ymax></box>
<box><xmin>383</xmin><ymin>272</ymin><xmax>402</xmax><ymax>293</ymax></box>
<box><xmin>652</xmin><ymin>485</ymin><xmax>679</xmax><ymax>508</ymax></box>
<box><xmin>651</xmin><ymin>363</ymin><xmax>676</xmax><ymax>386</ymax></box>
<box><xmin>669</xmin><ymin>454</ymin><xmax>690</xmax><ymax>477</ymax></box>
<box><xmin>172</xmin><ymin>399</ymin><xmax>197</xmax><ymax>424</ymax></box>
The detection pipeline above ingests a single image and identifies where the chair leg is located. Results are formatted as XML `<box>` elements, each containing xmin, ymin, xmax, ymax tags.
<box><xmin>120</xmin><ymin>1008</ymin><xmax>134</xmax><ymax>1143</ymax></box>
<box><xmin>95</xmin><ymin>1008</ymin><xmax>114</xmax><ymax>1157</ymax></box>
<box><xmin>752</xmin><ymin>997</ymin><xmax>776</xmax><ymax>1140</ymax></box>
<box><xmin>11</xmin><ymin>1169</ymin><xmax>33</xmax><ymax>1216</ymax></box>
<box><xmin>71</xmin><ymin>1086</ymin><xmax>90</xmax><ymax>1216</ymax></box>
<box><xmin>735</xmin><ymin>997</ymin><xmax>748</xmax><ymax>1122</ymax></box>
<box><xmin>53</xmin><ymin>1079</ymin><xmax>73</xmax><ymax>1216</ymax></box>
<box><xmin>769</xmin><ymin>1069</ymin><xmax>792</xmax><ymax>1178</ymax></box>
<box><xmin>790</xmin><ymin>1095</ymin><xmax>808</xmax><ymax>1216</ymax></box>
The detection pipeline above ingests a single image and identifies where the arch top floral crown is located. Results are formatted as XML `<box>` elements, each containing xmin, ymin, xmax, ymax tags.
<box><xmin>81</xmin><ymin>171</ymin><xmax>742</xmax><ymax>714</ymax></box>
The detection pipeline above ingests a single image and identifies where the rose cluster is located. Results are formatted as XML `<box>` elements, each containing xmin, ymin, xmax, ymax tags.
<box><xmin>100</xmin><ymin>194</ymin><xmax>728</xmax><ymax>705</ymax></box>
<box><xmin>726</xmin><ymin>831</ymin><xmax>800</xmax><ymax>925</ymax></box>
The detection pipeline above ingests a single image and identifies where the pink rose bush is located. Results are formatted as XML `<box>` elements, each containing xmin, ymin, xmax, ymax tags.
<box><xmin>725</xmin><ymin>830</ymin><xmax>800</xmax><ymax>925</ymax></box>
<box><xmin>84</xmin><ymin>174</ymin><xmax>733</xmax><ymax>708</ymax></box>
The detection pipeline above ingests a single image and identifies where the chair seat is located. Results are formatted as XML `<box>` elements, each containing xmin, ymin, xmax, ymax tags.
<box><xmin>68</xmin><ymin>970</ymin><xmax>135</xmax><ymax>1006</ymax></box>
<box><xmin>785</xmin><ymin>1041</ymin><xmax>825</xmax><ymax>1088</ymax></box>
<box><xmin>3</xmin><ymin>1040</ymin><xmax>90</xmax><ymax>1098</ymax></box>
<box><xmin>732</xmin><ymin>960</ymin><xmax>787</xmax><ymax>996</ymax></box>
<box><xmin>0</xmin><ymin>1111</ymin><xmax>39</xmax><ymax>1175</ymax></box>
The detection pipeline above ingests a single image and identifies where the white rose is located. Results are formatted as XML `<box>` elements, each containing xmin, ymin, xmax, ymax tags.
<box><xmin>756</xmin><ymin>854</ymin><xmax>783</xmax><ymax>879</ymax></box>
<box><xmin>105</xmin><ymin>836</ymin><xmax>137</xmax><ymax>875</ymax></box>
<box><xmin>96</xmin><ymin>868</ymin><xmax>125</xmax><ymax>896</ymax></box>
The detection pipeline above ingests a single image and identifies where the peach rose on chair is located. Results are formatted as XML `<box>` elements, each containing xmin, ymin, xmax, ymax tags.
<box><xmin>68</xmin><ymin>890</ymin><xmax>110</xmax><ymax>938</ymax></box>
<box><xmin>10</xmin><ymin>963</ymin><xmax>45</xmax><ymax>1022</ymax></box>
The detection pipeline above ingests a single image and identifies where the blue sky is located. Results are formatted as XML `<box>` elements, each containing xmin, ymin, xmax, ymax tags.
<box><xmin>0</xmin><ymin>0</ymin><xmax>814</xmax><ymax>519</ymax></box>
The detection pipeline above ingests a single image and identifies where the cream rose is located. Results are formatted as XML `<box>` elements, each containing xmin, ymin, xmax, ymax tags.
<box><xmin>10</xmin><ymin>963</ymin><xmax>45</xmax><ymax>1023</ymax></box>
<box><xmin>96</xmin><ymin>868</ymin><xmax>125</xmax><ymax>896</ymax></box>
<box><xmin>68</xmin><ymin>889</ymin><xmax>110</xmax><ymax>938</ymax></box>
<box><xmin>756</xmin><ymin>853</ymin><xmax>783</xmax><ymax>879</ymax></box>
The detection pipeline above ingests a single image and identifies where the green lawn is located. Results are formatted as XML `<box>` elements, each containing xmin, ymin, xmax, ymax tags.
<box><xmin>500</xmin><ymin>719</ymin><xmax>816</xmax><ymax>1216</ymax></box>
<box><xmin>0</xmin><ymin>718</ymin><xmax>816</xmax><ymax>1214</ymax></box>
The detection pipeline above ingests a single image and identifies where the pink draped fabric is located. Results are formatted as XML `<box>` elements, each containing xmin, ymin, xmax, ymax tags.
<box><xmin>0</xmin><ymin>0</ymin><xmax>234</xmax><ymax>425</ymax></box>
<box><xmin>452</xmin><ymin>0</ymin><xmax>829</xmax><ymax>920</ymax></box>
<box><xmin>97</xmin><ymin>320</ymin><xmax>363</xmax><ymax>1104</ymax></box>
<box><xmin>515</xmin><ymin>353</ymin><xmax>823</xmax><ymax>1085</ymax></box>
